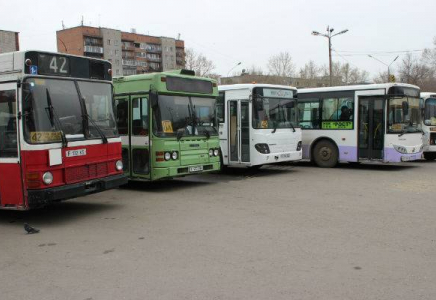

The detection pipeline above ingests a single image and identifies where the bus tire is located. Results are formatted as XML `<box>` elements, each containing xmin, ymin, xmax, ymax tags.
<box><xmin>424</xmin><ymin>153</ymin><xmax>436</xmax><ymax>161</ymax></box>
<box><xmin>312</xmin><ymin>140</ymin><xmax>338</xmax><ymax>168</ymax></box>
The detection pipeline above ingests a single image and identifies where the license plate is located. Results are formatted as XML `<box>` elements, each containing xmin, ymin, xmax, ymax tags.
<box><xmin>189</xmin><ymin>166</ymin><xmax>203</xmax><ymax>173</ymax></box>
<box><xmin>280</xmin><ymin>153</ymin><xmax>291</xmax><ymax>158</ymax></box>
<box><xmin>66</xmin><ymin>149</ymin><xmax>86</xmax><ymax>157</ymax></box>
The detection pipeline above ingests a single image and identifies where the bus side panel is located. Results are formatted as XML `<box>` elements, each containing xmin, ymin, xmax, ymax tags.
<box><xmin>0</xmin><ymin>163</ymin><xmax>24</xmax><ymax>208</ymax></box>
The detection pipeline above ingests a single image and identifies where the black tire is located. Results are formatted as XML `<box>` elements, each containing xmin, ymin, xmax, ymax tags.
<box><xmin>424</xmin><ymin>153</ymin><xmax>436</xmax><ymax>161</ymax></box>
<box><xmin>312</xmin><ymin>140</ymin><xmax>339</xmax><ymax>168</ymax></box>
<box><xmin>248</xmin><ymin>165</ymin><xmax>262</xmax><ymax>170</ymax></box>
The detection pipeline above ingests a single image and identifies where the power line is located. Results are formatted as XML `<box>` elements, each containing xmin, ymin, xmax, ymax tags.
<box><xmin>335</xmin><ymin>49</ymin><xmax>426</xmax><ymax>54</ymax></box>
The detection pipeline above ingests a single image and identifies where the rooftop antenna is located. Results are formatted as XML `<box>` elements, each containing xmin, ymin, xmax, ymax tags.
<box><xmin>81</xmin><ymin>16</ymin><xmax>84</xmax><ymax>26</ymax></box>
<box><xmin>177</xmin><ymin>33</ymin><xmax>181</xmax><ymax>40</ymax></box>
<box><xmin>62</xmin><ymin>20</ymin><xmax>65</xmax><ymax>29</ymax></box>
<box><xmin>98</xmin><ymin>14</ymin><xmax>101</xmax><ymax>27</ymax></box>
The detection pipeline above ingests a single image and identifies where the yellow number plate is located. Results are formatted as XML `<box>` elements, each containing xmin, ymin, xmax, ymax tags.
<box><xmin>30</xmin><ymin>131</ymin><xmax>62</xmax><ymax>143</ymax></box>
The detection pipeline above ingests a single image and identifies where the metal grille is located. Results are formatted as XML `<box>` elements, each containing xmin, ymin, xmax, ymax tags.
<box><xmin>65</xmin><ymin>163</ymin><xmax>108</xmax><ymax>183</ymax></box>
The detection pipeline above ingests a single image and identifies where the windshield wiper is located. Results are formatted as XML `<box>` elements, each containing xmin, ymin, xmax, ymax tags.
<box><xmin>84</xmin><ymin>113</ymin><xmax>108</xmax><ymax>144</ymax></box>
<box><xmin>45</xmin><ymin>88</ymin><xmax>67</xmax><ymax>147</ymax></box>
<box><xmin>290</xmin><ymin>122</ymin><xmax>296</xmax><ymax>133</ymax></box>
<box><xmin>271</xmin><ymin>123</ymin><xmax>277</xmax><ymax>134</ymax></box>
<box><xmin>176</xmin><ymin>128</ymin><xmax>185</xmax><ymax>141</ymax></box>
<box><xmin>398</xmin><ymin>130</ymin><xmax>406</xmax><ymax>137</ymax></box>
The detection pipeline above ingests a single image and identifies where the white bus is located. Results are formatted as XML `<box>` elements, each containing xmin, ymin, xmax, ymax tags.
<box><xmin>420</xmin><ymin>92</ymin><xmax>436</xmax><ymax>160</ymax></box>
<box><xmin>298</xmin><ymin>83</ymin><xmax>423</xmax><ymax>167</ymax></box>
<box><xmin>217</xmin><ymin>84</ymin><xmax>302</xmax><ymax>168</ymax></box>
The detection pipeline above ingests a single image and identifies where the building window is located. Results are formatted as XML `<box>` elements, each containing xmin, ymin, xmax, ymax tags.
<box><xmin>107</xmin><ymin>39</ymin><xmax>111</xmax><ymax>45</ymax></box>
<box><xmin>115</xmin><ymin>50</ymin><xmax>119</xmax><ymax>55</ymax></box>
<box><xmin>114</xmin><ymin>40</ymin><xmax>119</xmax><ymax>46</ymax></box>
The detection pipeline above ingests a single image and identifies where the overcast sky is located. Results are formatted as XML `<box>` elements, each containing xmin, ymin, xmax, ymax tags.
<box><xmin>1</xmin><ymin>0</ymin><xmax>435</xmax><ymax>79</ymax></box>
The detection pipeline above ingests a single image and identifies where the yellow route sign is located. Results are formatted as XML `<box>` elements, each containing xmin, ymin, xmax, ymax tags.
<box><xmin>30</xmin><ymin>131</ymin><xmax>62</xmax><ymax>143</ymax></box>
<box><xmin>162</xmin><ymin>120</ymin><xmax>173</xmax><ymax>133</ymax></box>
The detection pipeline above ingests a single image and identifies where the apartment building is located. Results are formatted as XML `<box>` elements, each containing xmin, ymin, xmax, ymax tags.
<box><xmin>56</xmin><ymin>26</ymin><xmax>185</xmax><ymax>76</ymax></box>
<box><xmin>0</xmin><ymin>30</ymin><xmax>19</xmax><ymax>53</ymax></box>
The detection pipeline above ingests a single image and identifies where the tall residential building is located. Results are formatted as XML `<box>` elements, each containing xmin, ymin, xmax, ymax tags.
<box><xmin>0</xmin><ymin>30</ymin><xmax>19</xmax><ymax>53</ymax></box>
<box><xmin>56</xmin><ymin>26</ymin><xmax>185</xmax><ymax>76</ymax></box>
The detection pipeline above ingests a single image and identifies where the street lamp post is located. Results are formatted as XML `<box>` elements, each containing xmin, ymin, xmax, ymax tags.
<box><xmin>227</xmin><ymin>62</ymin><xmax>242</xmax><ymax>77</ymax></box>
<box><xmin>312</xmin><ymin>26</ymin><xmax>348</xmax><ymax>86</ymax></box>
<box><xmin>367</xmin><ymin>54</ymin><xmax>399</xmax><ymax>81</ymax></box>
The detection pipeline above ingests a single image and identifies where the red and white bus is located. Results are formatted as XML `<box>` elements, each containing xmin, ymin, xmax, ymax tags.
<box><xmin>0</xmin><ymin>50</ymin><xmax>127</xmax><ymax>210</ymax></box>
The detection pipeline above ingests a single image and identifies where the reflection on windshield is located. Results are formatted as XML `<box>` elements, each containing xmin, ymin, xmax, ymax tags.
<box><xmin>153</xmin><ymin>95</ymin><xmax>217</xmax><ymax>137</ymax></box>
<box><xmin>388</xmin><ymin>97</ymin><xmax>422</xmax><ymax>133</ymax></box>
<box><xmin>78</xmin><ymin>81</ymin><xmax>117</xmax><ymax>137</ymax></box>
<box><xmin>252</xmin><ymin>96</ymin><xmax>298</xmax><ymax>129</ymax></box>
<box><xmin>23</xmin><ymin>78</ymin><xmax>117</xmax><ymax>144</ymax></box>
<box><xmin>23</xmin><ymin>78</ymin><xmax>83</xmax><ymax>143</ymax></box>
<box><xmin>425</xmin><ymin>98</ymin><xmax>436</xmax><ymax>125</ymax></box>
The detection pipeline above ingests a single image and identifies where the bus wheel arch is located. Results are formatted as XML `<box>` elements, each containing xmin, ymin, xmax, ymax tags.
<box><xmin>310</xmin><ymin>138</ymin><xmax>339</xmax><ymax>168</ymax></box>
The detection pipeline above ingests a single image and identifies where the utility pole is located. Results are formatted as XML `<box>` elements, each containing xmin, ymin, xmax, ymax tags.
<box><xmin>312</xmin><ymin>26</ymin><xmax>349</xmax><ymax>86</ymax></box>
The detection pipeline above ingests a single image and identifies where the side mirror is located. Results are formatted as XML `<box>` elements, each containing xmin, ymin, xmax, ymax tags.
<box><xmin>402</xmin><ymin>101</ymin><xmax>409</xmax><ymax>116</ymax></box>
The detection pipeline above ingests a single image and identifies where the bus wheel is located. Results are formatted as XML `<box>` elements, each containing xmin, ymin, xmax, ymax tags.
<box><xmin>424</xmin><ymin>153</ymin><xmax>436</xmax><ymax>161</ymax></box>
<box><xmin>313</xmin><ymin>140</ymin><xmax>338</xmax><ymax>168</ymax></box>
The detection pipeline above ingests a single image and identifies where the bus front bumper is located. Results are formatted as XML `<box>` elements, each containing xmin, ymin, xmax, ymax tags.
<box><xmin>27</xmin><ymin>174</ymin><xmax>128</xmax><ymax>208</ymax></box>
<box><xmin>152</xmin><ymin>162</ymin><xmax>221</xmax><ymax>180</ymax></box>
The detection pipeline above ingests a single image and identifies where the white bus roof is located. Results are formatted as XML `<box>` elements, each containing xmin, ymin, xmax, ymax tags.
<box><xmin>299</xmin><ymin>83</ymin><xmax>419</xmax><ymax>94</ymax></box>
<box><xmin>219</xmin><ymin>83</ymin><xmax>297</xmax><ymax>92</ymax></box>
<box><xmin>421</xmin><ymin>92</ymin><xmax>436</xmax><ymax>98</ymax></box>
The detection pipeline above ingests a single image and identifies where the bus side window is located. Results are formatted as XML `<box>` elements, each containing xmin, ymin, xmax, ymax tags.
<box><xmin>132</xmin><ymin>97</ymin><xmax>149</xmax><ymax>136</ymax></box>
<box><xmin>216</xmin><ymin>91</ymin><xmax>225</xmax><ymax>124</ymax></box>
<box><xmin>115</xmin><ymin>99</ymin><xmax>128</xmax><ymax>135</ymax></box>
<box><xmin>0</xmin><ymin>89</ymin><xmax>17</xmax><ymax>157</ymax></box>
<box><xmin>298</xmin><ymin>100</ymin><xmax>320</xmax><ymax>129</ymax></box>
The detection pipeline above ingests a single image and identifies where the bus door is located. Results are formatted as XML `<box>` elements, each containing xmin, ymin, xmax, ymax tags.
<box><xmin>0</xmin><ymin>83</ymin><xmax>23</xmax><ymax>207</ymax></box>
<box><xmin>130</xmin><ymin>94</ymin><xmax>150</xmax><ymax>179</ymax></box>
<box><xmin>358</xmin><ymin>94</ymin><xmax>385</xmax><ymax>160</ymax></box>
<box><xmin>228</xmin><ymin>100</ymin><xmax>250</xmax><ymax>164</ymax></box>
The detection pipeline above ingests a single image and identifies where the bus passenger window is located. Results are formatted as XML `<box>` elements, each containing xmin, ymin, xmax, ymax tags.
<box><xmin>115</xmin><ymin>99</ymin><xmax>128</xmax><ymax>134</ymax></box>
<box><xmin>0</xmin><ymin>90</ymin><xmax>18</xmax><ymax>158</ymax></box>
<box><xmin>132</xmin><ymin>98</ymin><xmax>149</xmax><ymax>136</ymax></box>
<box><xmin>298</xmin><ymin>100</ymin><xmax>320</xmax><ymax>129</ymax></box>
<box><xmin>216</xmin><ymin>91</ymin><xmax>225</xmax><ymax>124</ymax></box>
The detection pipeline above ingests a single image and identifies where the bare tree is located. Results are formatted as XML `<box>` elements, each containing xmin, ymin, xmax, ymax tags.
<box><xmin>299</xmin><ymin>60</ymin><xmax>320</xmax><ymax>79</ymax></box>
<box><xmin>422</xmin><ymin>37</ymin><xmax>436</xmax><ymax>70</ymax></box>
<box><xmin>246</xmin><ymin>65</ymin><xmax>264</xmax><ymax>75</ymax></box>
<box><xmin>267</xmin><ymin>52</ymin><xmax>295</xmax><ymax>77</ymax></box>
<box><xmin>184</xmin><ymin>48</ymin><xmax>216</xmax><ymax>78</ymax></box>
<box><xmin>373</xmin><ymin>71</ymin><xmax>389</xmax><ymax>83</ymax></box>
<box><xmin>398</xmin><ymin>53</ymin><xmax>434</xmax><ymax>86</ymax></box>
<box><xmin>321</xmin><ymin>61</ymin><xmax>369</xmax><ymax>85</ymax></box>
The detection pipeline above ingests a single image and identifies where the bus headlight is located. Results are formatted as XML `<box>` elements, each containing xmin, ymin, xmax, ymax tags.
<box><xmin>42</xmin><ymin>172</ymin><xmax>53</xmax><ymax>185</ymax></box>
<box><xmin>209</xmin><ymin>149</ymin><xmax>214</xmax><ymax>157</ymax></box>
<box><xmin>393</xmin><ymin>145</ymin><xmax>407</xmax><ymax>154</ymax></box>
<box><xmin>255</xmin><ymin>143</ymin><xmax>270</xmax><ymax>154</ymax></box>
<box><xmin>172</xmin><ymin>151</ymin><xmax>178</xmax><ymax>160</ymax></box>
<box><xmin>115</xmin><ymin>160</ymin><xmax>123</xmax><ymax>171</ymax></box>
<box><xmin>213</xmin><ymin>148</ymin><xmax>219</xmax><ymax>156</ymax></box>
<box><xmin>164</xmin><ymin>152</ymin><xmax>171</xmax><ymax>161</ymax></box>
<box><xmin>296</xmin><ymin>141</ymin><xmax>302</xmax><ymax>151</ymax></box>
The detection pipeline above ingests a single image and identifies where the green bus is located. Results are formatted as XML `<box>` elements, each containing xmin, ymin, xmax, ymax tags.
<box><xmin>113</xmin><ymin>70</ymin><xmax>220</xmax><ymax>181</ymax></box>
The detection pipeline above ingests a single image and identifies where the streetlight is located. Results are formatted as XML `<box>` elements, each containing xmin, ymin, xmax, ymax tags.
<box><xmin>227</xmin><ymin>62</ymin><xmax>242</xmax><ymax>77</ymax></box>
<box><xmin>312</xmin><ymin>26</ymin><xmax>349</xmax><ymax>86</ymax></box>
<box><xmin>367</xmin><ymin>54</ymin><xmax>399</xmax><ymax>81</ymax></box>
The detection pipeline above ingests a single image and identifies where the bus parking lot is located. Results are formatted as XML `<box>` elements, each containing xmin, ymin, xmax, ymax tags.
<box><xmin>1</xmin><ymin>161</ymin><xmax>435</xmax><ymax>300</ymax></box>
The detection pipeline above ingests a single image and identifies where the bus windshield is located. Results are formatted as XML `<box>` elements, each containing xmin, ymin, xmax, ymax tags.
<box><xmin>424</xmin><ymin>98</ymin><xmax>436</xmax><ymax>125</ymax></box>
<box><xmin>252</xmin><ymin>96</ymin><xmax>298</xmax><ymax>129</ymax></box>
<box><xmin>388</xmin><ymin>96</ymin><xmax>422</xmax><ymax>133</ymax></box>
<box><xmin>23</xmin><ymin>78</ymin><xmax>117</xmax><ymax>143</ymax></box>
<box><xmin>153</xmin><ymin>95</ymin><xmax>217</xmax><ymax>137</ymax></box>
